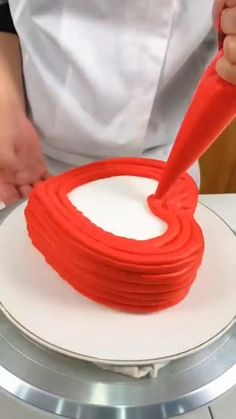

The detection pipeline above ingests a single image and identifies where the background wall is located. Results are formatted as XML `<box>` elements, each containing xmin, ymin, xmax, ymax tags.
<box><xmin>200</xmin><ymin>121</ymin><xmax>236</xmax><ymax>193</ymax></box>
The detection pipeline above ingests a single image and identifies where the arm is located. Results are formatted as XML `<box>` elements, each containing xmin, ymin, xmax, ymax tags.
<box><xmin>0</xmin><ymin>2</ymin><xmax>49</xmax><ymax>206</ymax></box>
<box><xmin>0</xmin><ymin>32</ymin><xmax>26</xmax><ymax>112</ymax></box>
<box><xmin>0</xmin><ymin>0</ymin><xmax>25</xmax><ymax>110</ymax></box>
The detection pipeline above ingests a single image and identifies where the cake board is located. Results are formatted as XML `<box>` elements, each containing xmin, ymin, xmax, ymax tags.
<box><xmin>0</xmin><ymin>176</ymin><xmax>235</xmax><ymax>365</ymax></box>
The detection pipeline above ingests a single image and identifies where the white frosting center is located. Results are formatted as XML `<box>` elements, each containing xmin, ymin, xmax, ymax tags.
<box><xmin>68</xmin><ymin>176</ymin><xmax>167</xmax><ymax>240</ymax></box>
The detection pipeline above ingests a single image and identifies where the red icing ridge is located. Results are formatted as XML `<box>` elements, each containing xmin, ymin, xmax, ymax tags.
<box><xmin>25</xmin><ymin>158</ymin><xmax>204</xmax><ymax>314</ymax></box>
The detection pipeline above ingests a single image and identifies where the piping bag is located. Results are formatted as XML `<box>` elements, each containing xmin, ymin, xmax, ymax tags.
<box><xmin>156</xmin><ymin>10</ymin><xmax>236</xmax><ymax>199</ymax></box>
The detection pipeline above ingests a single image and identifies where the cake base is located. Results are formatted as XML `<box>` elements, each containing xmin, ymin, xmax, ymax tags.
<box><xmin>0</xmin><ymin>177</ymin><xmax>235</xmax><ymax>365</ymax></box>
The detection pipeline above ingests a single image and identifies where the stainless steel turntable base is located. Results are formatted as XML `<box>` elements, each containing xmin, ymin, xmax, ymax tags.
<box><xmin>0</xmin><ymin>312</ymin><xmax>236</xmax><ymax>419</ymax></box>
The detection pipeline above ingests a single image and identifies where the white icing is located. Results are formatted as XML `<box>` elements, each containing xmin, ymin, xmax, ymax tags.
<box><xmin>68</xmin><ymin>176</ymin><xmax>167</xmax><ymax>240</ymax></box>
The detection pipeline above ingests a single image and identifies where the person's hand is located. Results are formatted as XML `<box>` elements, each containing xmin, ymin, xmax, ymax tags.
<box><xmin>214</xmin><ymin>0</ymin><xmax>236</xmax><ymax>84</ymax></box>
<box><xmin>0</xmin><ymin>106</ymin><xmax>50</xmax><ymax>207</ymax></box>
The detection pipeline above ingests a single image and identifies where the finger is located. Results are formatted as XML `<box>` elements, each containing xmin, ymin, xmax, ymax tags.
<box><xmin>15</xmin><ymin>144</ymin><xmax>49</xmax><ymax>185</ymax></box>
<box><xmin>221</xmin><ymin>6</ymin><xmax>236</xmax><ymax>34</ymax></box>
<box><xmin>226</xmin><ymin>0</ymin><xmax>236</xmax><ymax>7</ymax></box>
<box><xmin>213</xmin><ymin>0</ymin><xmax>226</xmax><ymax>29</ymax></box>
<box><xmin>0</xmin><ymin>151</ymin><xmax>18</xmax><ymax>183</ymax></box>
<box><xmin>216</xmin><ymin>55</ymin><xmax>236</xmax><ymax>83</ymax></box>
<box><xmin>15</xmin><ymin>164</ymin><xmax>50</xmax><ymax>186</ymax></box>
<box><xmin>18</xmin><ymin>185</ymin><xmax>33</xmax><ymax>199</ymax></box>
<box><xmin>0</xmin><ymin>183</ymin><xmax>21</xmax><ymax>206</ymax></box>
<box><xmin>15</xmin><ymin>169</ymin><xmax>37</xmax><ymax>186</ymax></box>
<box><xmin>40</xmin><ymin>170</ymin><xmax>52</xmax><ymax>181</ymax></box>
<box><xmin>31</xmin><ymin>171</ymin><xmax>52</xmax><ymax>188</ymax></box>
<box><xmin>224</xmin><ymin>35</ymin><xmax>236</xmax><ymax>63</ymax></box>
<box><xmin>29</xmin><ymin>168</ymin><xmax>52</xmax><ymax>185</ymax></box>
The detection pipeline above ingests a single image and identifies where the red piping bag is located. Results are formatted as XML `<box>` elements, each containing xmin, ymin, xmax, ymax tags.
<box><xmin>156</xmin><ymin>12</ymin><xmax>236</xmax><ymax>199</ymax></box>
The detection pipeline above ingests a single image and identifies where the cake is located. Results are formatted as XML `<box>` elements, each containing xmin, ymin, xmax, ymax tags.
<box><xmin>25</xmin><ymin>158</ymin><xmax>204</xmax><ymax>314</ymax></box>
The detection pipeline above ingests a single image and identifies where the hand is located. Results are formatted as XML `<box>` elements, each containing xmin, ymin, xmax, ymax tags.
<box><xmin>214</xmin><ymin>0</ymin><xmax>236</xmax><ymax>84</ymax></box>
<box><xmin>0</xmin><ymin>107</ymin><xmax>50</xmax><ymax>207</ymax></box>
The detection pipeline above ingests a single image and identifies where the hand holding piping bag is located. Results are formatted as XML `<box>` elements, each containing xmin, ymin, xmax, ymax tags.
<box><xmin>215</xmin><ymin>0</ymin><xmax>236</xmax><ymax>83</ymax></box>
<box><xmin>156</xmin><ymin>1</ymin><xmax>236</xmax><ymax>199</ymax></box>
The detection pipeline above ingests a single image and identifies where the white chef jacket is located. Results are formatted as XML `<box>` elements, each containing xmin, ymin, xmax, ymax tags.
<box><xmin>8</xmin><ymin>0</ymin><xmax>215</xmax><ymax>180</ymax></box>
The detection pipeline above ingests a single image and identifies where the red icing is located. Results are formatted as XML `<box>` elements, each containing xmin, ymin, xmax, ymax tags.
<box><xmin>25</xmin><ymin>158</ymin><xmax>204</xmax><ymax>314</ymax></box>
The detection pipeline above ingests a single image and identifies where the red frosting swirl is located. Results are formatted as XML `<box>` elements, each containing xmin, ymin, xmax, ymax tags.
<box><xmin>25</xmin><ymin>158</ymin><xmax>204</xmax><ymax>314</ymax></box>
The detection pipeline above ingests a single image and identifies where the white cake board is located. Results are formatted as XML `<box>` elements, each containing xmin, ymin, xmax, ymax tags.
<box><xmin>0</xmin><ymin>176</ymin><xmax>235</xmax><ymax>366</ymax></box>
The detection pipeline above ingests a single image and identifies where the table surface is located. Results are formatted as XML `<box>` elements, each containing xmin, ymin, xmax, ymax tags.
<box><xmin>199</xmin><ymin>194</ymin><xmax>236</xmax><ymax>232</ymax></box>
<box><xmin>0</xmin><ymin>195</ymin><xmax>236</xmax><ymax>419</ymax></box>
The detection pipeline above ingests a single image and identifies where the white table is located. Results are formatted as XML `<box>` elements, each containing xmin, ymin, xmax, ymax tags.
<box><xmin>200</xmin><ymin>194</ymin><xmax>236</xmax><ymax>232</ymax></box>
